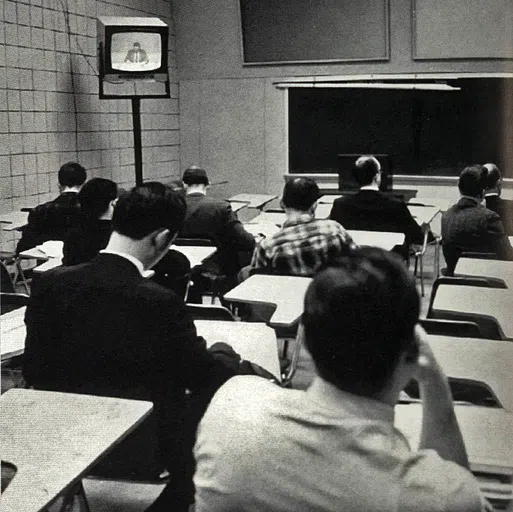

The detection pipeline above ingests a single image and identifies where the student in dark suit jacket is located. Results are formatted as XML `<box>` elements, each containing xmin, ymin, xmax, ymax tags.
<box><xmin>329</xmin><ymin>156</ymin><xmax>423</xmax><ymax>259</ymax></box>
<box><xmin>62</xmin><ymin>178</ymin><xmax>118</xmax><ymax>265</ymax></box>
<box><xmin>441</xmin><ymin>165</ymin><xmax>513</xmax><ymax>275</ymax></box>
<box><xmin>483</xmin><ymin>163</ymin><xmax>513</xmax><ymax>236</ymax></box>
<box><xmin>16</xmin><ymin>162</ymin><xmax>87</xmax><ymax>253</ymax></box>
<box><xmin>24</xmin><ymin>183</ymin><xmax>268</xmax><ymax>512</ymax></box>
<box><xmin>180</xmin><ymin>166</ymin><xmax>255</xmax><ymax>282</ymax></box>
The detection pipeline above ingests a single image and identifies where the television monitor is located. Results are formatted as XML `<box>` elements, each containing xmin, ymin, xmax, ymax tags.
<box><xmin>338</xmin><ymin>154</ymin><xmax>392</xmax><ymax>192</ymax></box>
<box><xmin>97</xmin><ymin>17</ymin><xmax>169</xmax><ymax>82</ymax></box>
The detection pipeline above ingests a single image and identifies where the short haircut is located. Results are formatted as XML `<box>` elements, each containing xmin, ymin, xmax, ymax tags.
<box><xmin>352</xmin><ymin>155</ymin><xmax>381</xmax><ymax>186</ymax></box>
<box><xmin>458</xmin><ymin>165</ymin><xmax>487</xmax><ymax>197</ymax></box>
<box><xmin>282</xmin><ymin>177</ymin><xmax>320</xmax><ymax>211</ymax></box>
<box><xmin>484</xmin><ymin>163</ymin><xmax>501</xmax><ymax>189</ymax></box>
<box><xmin>182</xmin><ymin>166</ymin><xmax>209</xmax><ymax>186</ymax></box>
<box><xmin>58</xmin><ymin>162</ymin><xmax>87</xmax><ymax>188</ymax></box>
<box><xmin>112</xmin><ymin>182</ymin><xmax>186</xmax><ymax>240</ymax></box>
<box><xmin>303</xmin><ymin>248</ymin><xmax>420</xmax><ymax>397</ymax></box>
<box><xmin>78</xmin><ymin>178</ymin><xmax>118</xmax><ymax>220</ymax></box>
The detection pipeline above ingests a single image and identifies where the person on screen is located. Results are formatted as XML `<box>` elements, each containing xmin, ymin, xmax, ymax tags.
<box><xmin>124</xmin><ymin>42</ymin><xmax>149</xmax><ymax>64</ymax></box>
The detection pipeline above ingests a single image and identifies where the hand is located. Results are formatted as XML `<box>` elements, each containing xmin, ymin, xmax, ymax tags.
<box><xmin>411</xmin><ymin>324</ymin><xmax>446</xmax><ymax>385</ymax></box>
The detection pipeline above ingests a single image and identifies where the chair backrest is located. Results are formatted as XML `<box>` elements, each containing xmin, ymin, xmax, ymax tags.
<box><xmin>174</xmin><ymin>237</ymin><xmax>216</xmax><ymax>247</ymax></box>
<box><xmin>419</xmin><ymin>318</ymin><xmax>483</xmax><ymax>338</ymax></box>
<box><xmin>443</xmin><ymin>244</ymin><xmax>498</xmax><ymax>275</ymax></box>
<box><xmin>151</xmin><ymin>249</ymin><xmax>191</xmax><ymax>300</ymax></box>
<box><xmin>0</xmin><ymin>261</ymin><xmax>15</xmax><ymax>294</ymax></box>
<box><xmin>185</xmin><ymin>303</ymin><xmax>236</xmax><ymax>321</ymax></box>
<box><xmin>460</xmin><ymin>251</ymin><xmax>498</xmax><ymax>260</ymax></box>
<box><xmin>1</xmin><ymin>292</ymin><xmax>30</xmax><ymax>315</ymax></box>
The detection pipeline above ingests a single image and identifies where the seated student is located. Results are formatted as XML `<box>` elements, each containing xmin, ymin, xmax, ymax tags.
<box><xmin>249</xmin><ymin>177</ymin><xmax>356</xmax><ymax>276</ymax></box>
<box><xmin>329</xmin><ymin>156</ymin><xmax>424</xmax><ymax>259</ymax></box>
<box><xmin>17</xmin><ymin>162</ymin><xmax>87</xmax><ymax>253</ymax></box>
<box><xmin>62</xmin><ymin>177</ymin><xmax>118</xmax><ymax>265</ymax></box>
<box><xmin>194</xmin><ymin>248</ymin><xmax>487</xmax><ymax>512</ymax></box>
<box><xmin>483</xmin><ymin>163</ymin><xmax>513</xmax><ymax>235</ymax></box>
<box><xmin>442</xmin><ymin>165</ymin><xmax>513</xmax><ymax>275</ymax></box>
<box><xmin>24</xmin><ymin>182</ymin><xmax>271</xmax><ymax>512</ymax></box>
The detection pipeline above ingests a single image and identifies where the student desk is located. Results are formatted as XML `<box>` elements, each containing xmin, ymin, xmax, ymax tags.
<box><xmin>407</xmin><ymin>197</ymin><xmax>453</xmax><ymax>212</ymax></box>
<box><xmin>196</xmin><ymin>320</ymin><xmax>281</xmax><ymax>381</ymax></box>
<box><xmin>315</xmin><ymin>203</ymin><xmax>333</xmax><ymax>219</ymax></box>
<box><xmin>171</xmin><ymin>245</ymin><xmax>217</xmax><ymax>268</ymax></box>
<box><xmin>0</xmin><ymin>388</ymin><xmax>152</xmax><ymax>512</ymax></box>
<box><xmin>229</xmin><ymin>194</ymin><xmax>277</xmax><ymax>209</ymax></box>
<box><xmin>407</xmin><ymin>205</ymin><xmax>441</xmax><ymax>226</ymax></box>
<box><xmin>432</xmin><ymin>286</ymin><xmax>513</xmax><ymax>339</ymax></box>
<box><xmin>0</xmin><ymin>211</ymin><xmax>29</xmax><ymax>231</ymax></box>
<box><xmin>224</xmin><ymin>274</ymin><xmax>311</xmax><ymax>329</ymax></box>
<box><xmin>243</xmin><ymin>221</ymin><xmax>281</xmax><ymax>239</ymax></box>
<box><xmin>33</xmin><ymin>258</ymin><xmax>63</xmax><ymax>274</ymax></box>
<box><xmin>347</xmin><ymin>230</ymin><xmax>405</xmax><ymax>251</ymax></box>
<box><xmin>1</xmin><ymin>306</ymin><xmax>26</xmax><ymax>361</ymax></box>
<box><xmin>318</xmin><ymin>195</ymin><xmax>341</xmax><ymax>204</ymax></box>
<box><xmin>509</xmin><ymin>236</ymin><xmax>513</xmax><ymax>246</ymax></box>
<box><xmin>426</xmin><ymin>334</ymin><xmax>513</xmax><ymax>411</ymax></box>
<box><xmin>249</xmin><ymin>211</ymin><xmax>285</xmax><ymax>227</ymax></box>
<box><xmin>229</xmin><ymin>201</ymin><xmax>249</xmax><ymax>213</ymax></box>
<box><xmin>455</xmin><ymin>258</ymin><xmax>513</xmax><ymax>288</ymax></box>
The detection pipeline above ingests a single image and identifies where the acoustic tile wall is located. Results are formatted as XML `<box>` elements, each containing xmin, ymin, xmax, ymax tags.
<box><xmin>0</xmin><ymin>0</ymin><xmax>179</xmax><ymax>250</ymax></box>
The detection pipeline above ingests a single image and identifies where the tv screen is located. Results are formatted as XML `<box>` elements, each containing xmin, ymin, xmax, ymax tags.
<box><xmin>110</xmin><ymin>32</ymin><xmax>162</xmax><ymax>72</ymax></box>
<box><xmin>338</xmin><ymin>154</ymin><xmax>392</xmax><ymax>192</ymax></box>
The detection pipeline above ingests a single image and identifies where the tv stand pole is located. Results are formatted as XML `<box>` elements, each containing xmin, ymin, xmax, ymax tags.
<box><xmin>131</xmin><ymin>97</ymin><xmax>143</xmax><ymax>186</ymax></box>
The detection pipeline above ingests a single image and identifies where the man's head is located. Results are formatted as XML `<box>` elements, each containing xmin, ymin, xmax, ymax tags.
<box><xmin>483</xmin><ymin>163</ymin><xmax>501</xmax><ymax>195</ymax></box>
<box><xmin>110</xmin><ymin>182</ymin><xmax>186</xmax><ymax>269</ymax></box>
<box><xmin>458</xmin><ymin>165</ymin><xmax>487</xmax><ymax>199</ymax></box>
<box><xmin>281</xmin><ymin>177</ymin><xmax>320</xmax><ymax>213</ymax></box>
<box><xmin>133</xmin><ymin>42</ymin><xmax>141</xmax><ymax>49</ymax></box>
<box><xmin>352</xmin><ymin>156</ymin><xmax>381</xmax><ymax>187</ymax></box>
<box><xmin>58</xmin><ymin>162</ymin><xmax>87</xmax><ymax>191</ymax></box>
<box><xmin>78</xmin><ymin>178</ymin><xmax>118</xmax><ymax>220</ymax></box>
<box><xmin>182</xmin><ymin>166</ymin><xmax>209</xmax><ymax>193</ymax></box>
<box><xmin>303</xmin><ymin>248</ymin><xmax>420</xmax><ymax>400</ymax></box>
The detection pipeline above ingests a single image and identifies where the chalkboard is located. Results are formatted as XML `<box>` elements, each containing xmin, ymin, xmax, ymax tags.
<box><xmin>239</xmin><ymin>0</ymin><xmax>389</xmax><ymax>65</ymax></box>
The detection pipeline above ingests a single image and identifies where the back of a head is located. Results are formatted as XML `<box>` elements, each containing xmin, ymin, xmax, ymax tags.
<box><xmin>303</xmin><ymin>248</ymin><xmax>419</xmax><ymax>397</ymax></box>
<box><xmin>458</xmin><ymin>165</ymin><xmax>487</xmax><ymax>197</ymax></box>
<box><xmin>78</xmin><ymin>178</ymin><xmax>118</xmax><ymax>220</ymax></box>
<box><xmin>352</xmin><ymin>156</ymin><xmax>381</xmax><ymax>186</ymax></box>
<box><xmin>484</xmin><ymin>163</ymin><xmax>501</xmax><ymax>190</ymax></box>
<box><xmin>182</xmin><ymin>166</ymin><xmax>209</xmax><ymax>186</ymax></box>
<box><xmin>282</xmin><ymin>177</ymin><xmax>320</xmax><ymax>211</ymax></box>
<box><xmin>58</xmin><ymin>162</ymin><xmax>87</xmax><ymax>188</ymax></box>
<box><xmin>112</xmin><ymin>182</ymin><xmax>186</xmax><ymax>239</ymax></box>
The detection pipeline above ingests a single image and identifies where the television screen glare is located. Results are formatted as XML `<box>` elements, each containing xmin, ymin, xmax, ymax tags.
<box><xmin>111</xmin><ymin>32</ymin><xmax>162</xmax><ymax>72</ymax></box>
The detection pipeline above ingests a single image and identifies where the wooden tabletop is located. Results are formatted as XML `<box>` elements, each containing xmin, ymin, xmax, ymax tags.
<box><xmin>395</xmin><ymin>403</ymin><xmax>513</xmax><ymax>473</ymax></box>
<box><xmin>171</xmin><ymin>245</ymin><xmax>217</xmax><ymax>268</ymax></box>
<box><xmin>432</xmin><ymin>286</ymin><xmax>513</xmax><ymax>339</ymax></box>
<box><xmin>347</xmin><ymin>230</ymin><xmax>405</xmax><ymax>251</ymax></box>
<box><xmin>196</xmin><ymin>320</ymin><xmax>281</xmax><ymax>381</ymax></box>
<box><xmin>229</xmin><ymin>194</ymin><xmax>277</xmax><ymax>209</ymax></box>
<box><xmin>0</xmin><ymin>211</ymin><xmax>29</xmax><ymax>231</ymax></box>
<box><xmin>426</xmin><ymin>334</ymin><xmax>513</xmax><ymax>411</ymax></box>
<box><xmin>224</xmin><ymin>274</ymin><xmax>311</xmax><ymax>329</ymax></box>
<box><xmin>0</xmin><ymin>388</ymin><xmax>152</xmax><ymax>512</ymax></box>
<box><xmin>455</xmin><ymin>258</ymin><xmax>513</xmax><ymax>287</ymax></box>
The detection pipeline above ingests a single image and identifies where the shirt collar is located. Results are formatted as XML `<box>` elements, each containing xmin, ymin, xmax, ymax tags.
<box><xmin>460</xmin><ymin>195</ymin><xmax>482</xmax><ymax>205</ymax></box>
<box><xmin>484</xmin><ymin>192</ymin><xmax>499</xmax><ymax>198</ymax></box>
<box><xmin>360</xmin><ymin>185</ymin><xmax>380</xmax><ymax>191</ymax></box>
<box><xmin>306</xmin><ymin>377</ymin><xmax>395</xmax><ymax>424</ymax></box>
<box><xmin>99</xmin><ymin>249</ymin><xmax>155</xmax><ymax>278</ymax></box>
<box><xmin>186</xmin><ymin>190</ymin><xmax>206</xmax><ymax>196</ymax></box>
<box><xmin>283</xmin><ymin>212</ymin><xmax>315</xmax><ymax>228</ymax></box>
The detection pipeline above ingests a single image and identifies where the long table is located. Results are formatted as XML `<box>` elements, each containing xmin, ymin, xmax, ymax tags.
<box><xmin>455</xmin><ymin>258</ymin><xmax>513</xmax><ymax>288</ymax></box>
<box><xmin>0</xmin><ymin>388</ymin><xmax>152</xmax><ymax>512</ymax></box>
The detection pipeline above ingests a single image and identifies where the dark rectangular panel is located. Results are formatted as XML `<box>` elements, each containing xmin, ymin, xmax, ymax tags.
<box><xmin>240</xmin><ymin>0</ymin><xmax>389</xmax><ymax>64</ymax></box>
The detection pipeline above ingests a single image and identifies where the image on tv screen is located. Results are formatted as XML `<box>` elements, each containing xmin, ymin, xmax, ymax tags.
<box><xmin>111</xmin><ymin>32</ymin><xmax>162</xmax><ymax>72</ymax></box>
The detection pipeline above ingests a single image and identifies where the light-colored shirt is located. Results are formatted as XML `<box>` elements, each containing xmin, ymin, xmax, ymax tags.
<box><xmin>194</xmin><ymin>376</ymin><xmax>485</xmax><ymax>512</ymax></box>
<box><xmin>99</xmin><ymin>249</ymin><xmax>154</xmax><ymax>278</ymax></box>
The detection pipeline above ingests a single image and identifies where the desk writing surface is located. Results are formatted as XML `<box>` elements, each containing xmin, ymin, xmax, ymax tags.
<box><xmin>426</xmin><ymin>334</ymin><xmax>513</xmax><ymax>411</ymax></box>
<box><xmin>243</xmin><ymin>222</ymin><xmax>281</xmax><ymax>239</ymax></box>
<box><xmin>0</xmin><ymin>211</ymin><xmax>29</xmax><ymax>231</ymax></box>
<box><xmin>347</xmin><ymin>230</ymin><xmax>405</xmax><ymax>251</ymax></box>
<box><xmin>318</xmin><ymin>195</ymin><xmax>341</xmax><ymax>204</ymax></box>
<box><xmin>229</xmin><ymin>201</ymin><xmax>249</xmax><ymax>213</ymax></box>
<box><xmin>0</xmin><ymin>388</ymin><xmax>152</xmax><ymax>512</ymax></box>
<box><xmin>224</xmin><ymin>274</ymin><xmax>311</xmax><ymax>329</ymax></box>
<box><xmin>407</xmin><ymin>205</ymin><xmax>441</xmax><ymax>226</ymax></box>
<box><xmin>249</xmin><ymin>211</ymin><xmax>286</xmax><ymax>227</ymax></box>
<box><xmin>407</xmin><ymin>197</ymin><xmax>453</xmax><ymax>212</ymax></box>
<box><xmin>171</xmin><ymin>245</ymin><xmax>217</xmax><ymax>268</ymax></box>
<box><xmin>196</xmin><ymin>320</ymin><xmax>280</xmax><ymax>381</ymax></box>
<box><xmin>314</xmin><ymin>203</ymin><xmax>332</xmax><ymax>219</ymax></box>
<box><xmin>510</xmin><ymin>236</ymin><xmax>513</xmax><ymax>246</ymax></box>
<box><xmin>1</xmin><ymin>306</ymin><xmax>26</xmax><ymax>361</ymax></box>
<box><xmin>33</xmin><ymin>258</ymin><xmax>62</xmax><ymax>274</ymax></box>
<box><xmin>432</xmin><ymin>286</ymin><xmax>513</xmax><ymax>339</ymax></box>
<box><xmin>229</xmin><ymin>194</ymin><xmax>277</xmax><ymax>209</ymax></box>
<box><xmin>456</xmin><ymin>258</ymin><xmax>513</xmax><ymax>287</ymax></box>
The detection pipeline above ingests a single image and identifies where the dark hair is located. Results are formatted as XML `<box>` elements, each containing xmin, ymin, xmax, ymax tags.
<box><xmin>134</xmin><ymin>42</ymin><xmax>140</xmax><ymax>47</ymax></box>
<box><xmin>303</xmin><ymin>248</ymin><xmax>420</xmax><ymax>397</ymax></box>
<box><xmin>112</xmin><ymin>182</ymin><xmax>186</xmax><ymax>240</ymax></box>
<box><xmin>58</xmin><ymin>162</ymin><xmax>87</xmax><ymax>187</ymax></box>
<box><xmin>352</xmin><ymin>156</ymin><xmax>380</xmax><ymax>186</ymax></box>
<box><xmin>78</xmin><ymin>178</ymin><xmax>118</xmax><ymax>220</ymax></box>
<box><xmin>182</xmin><ymin>166</ymin><xmax>209</xmax><ymax>186</ymax></box>
<box><xmin>282</xmin><ymin>178</ymin><xmax>320</xmax><ymax>211</ymax></box>
<box><xmin>458</xmin><ymin>165</ymin><xmax>487</xmax><ymax>197</ymax></box>
<box><xmin>484</xmin><ymin>164</ymin><xmax>501</xmax><ymax>189</ymax></box>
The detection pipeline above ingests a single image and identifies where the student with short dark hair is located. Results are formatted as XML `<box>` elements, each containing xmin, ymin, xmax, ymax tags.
<box><xmin>16</xmin><ymin>162</ymin><xmax>87</xmax><ymax>252</ymax></box>
<box><xmin>194</xmin><ymin>248</ymin><xmax>486</xmax><ymax>512</ymax></box>
<box><xmin>483</xmin><ymin>162</ymin><xmax>513</xmax><ymax>235</ymax></box>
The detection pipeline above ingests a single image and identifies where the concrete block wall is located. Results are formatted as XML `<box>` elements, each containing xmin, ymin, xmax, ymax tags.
<box><xmin>1</xmin><ymin>0</ymin><xmax>179</xmax><ymax>251</ymax></box>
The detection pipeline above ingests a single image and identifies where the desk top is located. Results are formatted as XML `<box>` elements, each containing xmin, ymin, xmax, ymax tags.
<box><xmin>229</xmin><ymin>194</ymin><xmax>277</xmax><ymax>209</ymax></box>
<box><xmin>229</xmin><ymin>201</ymin><xmax>249</xmax><ymax>213</ymax></box>
<box><xmin>318</xmin><ymin>195</ymin><xmax>342</xmax><ymax>204</ymax></box>
<box><xmin>395</xmin><ymin>404</ymin><xmax>513</xmax><ymax>473</ymax></box>
<box><xmin>224</xmin><ymin>274</ymin><xmax>311</xmax><ymax>329</ymax></box>
<box><xmin>315</xmin><ymin>203</ymin><xmax>332</xmax><ymax>219</ymax></box>
<box><xmin>171</xmin><ymin>245</ymin><xmax>217</xmax><ymax>268</ymax></box>
<box><xmin>347</xmin><ymin>230</ymin><xmax>405</xmax><ymax>251</ymax></box>
<box><xmin>1</xmin><ymin>306</ymin><xmax>26</xmax><ymax>361</ymax></box>
<box><xmin>0</xmin><ymin>388</ymin><xmax>152</xmax><ymax>512</ymax></box>
<box><xmin>243</xmin><ymin>222</ymin><xmax>281</xmax><ymax>239</ymax></box>
<box><xmin>432</xmin><ymin>286</ymin><xmax>513</xmax><ymax>339</ymax></box>
<box><xmin>407</xmin><ymin>197</ymin><xmax>453</xmax><ymax>212</ymax></box>
<box><xmin>0</xmin><ymin>211</ymin><xmax>29</xmax><ymax>231</ymax></box>
<box><xmin>426</xmin><ymin>334</ymin><xmax>513</xmax><ymax>411</ymax></box>
<box><xmin>196</xmin><ymin>320</ymin><xmax>280</xmax><ymax>381</ymax></box>
<box><xmin>407</xmin><ymin>205</ymin><xmax>441</xmax><ymax>226</ymax></box>
<box><xmin>33</xmin><ymin>259</ymin><xmax>63</xmax><ymax>274</ymax></box>
<box><xmin>456</xmin><ymin>258</ymin><xmax>513</xmax><ymax>287</ymax></box>
<box><xmin>249</xmin><ymin>211</ymin><xmax>285</xmax><ymax>226</ymax></box>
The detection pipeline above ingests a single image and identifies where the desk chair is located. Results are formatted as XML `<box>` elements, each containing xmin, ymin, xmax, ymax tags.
<box><xmin>419</xmin><ymin>318</ymin><xmax>483</xmax><ymax>338</ymax></box>
<box><xmin>0</xmin><ymin>254</ymin><xmax>29</xmax><ymax>294</ymax></box>
<box><xmin>185</xmin><ymin>303</ymin><xmax>236</xmax><ymax>321</ymax></box>
<box><xmin>151</xmin><ymin>249</ymin><xmax>191</xmax><ymax>300</ymax></box>
<box><xmin>443</xmin><ymin>244</ymin><xmax>498</xmax><ymax>276</ymax></box>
